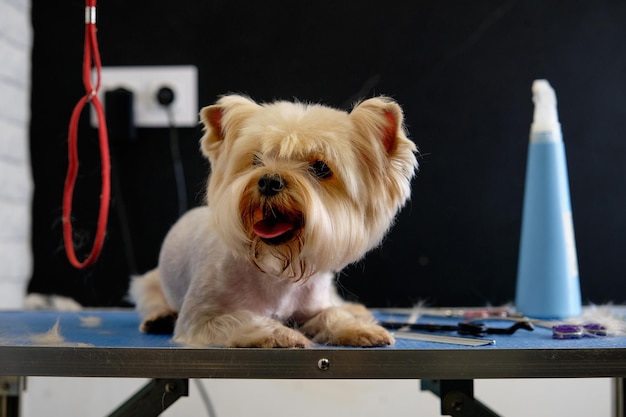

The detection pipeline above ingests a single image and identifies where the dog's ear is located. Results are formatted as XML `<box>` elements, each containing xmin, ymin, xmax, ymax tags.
<box><xmin>199</xmin><ymin>94</ymin><xmax>260</xmax><ymax>158</ymax></box>
<box><xmin>349</xmin><ymin>96</ymin><xmax>407</xmax><ymax>155</ymax></box>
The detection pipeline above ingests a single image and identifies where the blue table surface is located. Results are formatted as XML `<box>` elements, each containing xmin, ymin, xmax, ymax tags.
<box><xmin>0</xmin><ymin>309</ymin><xmax>625</xmax><ymax>351</ymax></box>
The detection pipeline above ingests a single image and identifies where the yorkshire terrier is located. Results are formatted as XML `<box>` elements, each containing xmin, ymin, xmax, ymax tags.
<box><xmin>131</xmin><ymin>94</ymin><xmax>418</xmax><ymax>348</ymax></box>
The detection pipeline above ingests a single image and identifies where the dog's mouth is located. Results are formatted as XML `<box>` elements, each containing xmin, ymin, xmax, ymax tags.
<box><xmin>252</xmin><ymin>211</ymin><xmax>301</xmax><ymax>245</ymax></box>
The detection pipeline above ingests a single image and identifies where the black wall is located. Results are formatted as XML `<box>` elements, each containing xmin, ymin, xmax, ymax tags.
<box><xmin>29</xmin><ymin>1</ymin><xmax>626</xmax><ymax>308</ymax></box>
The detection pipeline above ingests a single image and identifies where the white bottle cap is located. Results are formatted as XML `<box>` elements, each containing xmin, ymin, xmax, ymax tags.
<box><xmin>530</xmin><ymin>79</ymin><xmax>562</xmax><ymax>141</ymax></box>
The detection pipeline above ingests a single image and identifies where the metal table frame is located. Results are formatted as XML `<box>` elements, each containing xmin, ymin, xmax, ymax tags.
<box><xmin>2</xmin><ymin>343</ymin><xmax>626</xmax><ymax>379</ymax></box>
<box><xmin>2</xmin><ymin>345</ymin><xmax>625</xmax><ymax>416</ymax></box>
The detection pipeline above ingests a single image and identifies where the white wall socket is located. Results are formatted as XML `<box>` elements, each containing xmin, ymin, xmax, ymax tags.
<box><xmin>90</xmin><ymin>65</ymin><xmax>198</xmax><ymax>128</ymax></box>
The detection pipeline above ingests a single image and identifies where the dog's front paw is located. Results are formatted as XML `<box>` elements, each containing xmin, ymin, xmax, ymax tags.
<box><xmin>301</xmin><ymin>307</ymin><xmax>395</xmax><ymax>347</ymax></box>
<box><xmin>175</xmin><ymin>311</ymin><xmax>312</xmax><ymax>348</ymax></box>
<box><xmin>326</xmin><ymin>324</ymin><xmax>395</xmax><ymax>347</ymax></box>
<box><xmin>228</xmin><ymin>325</ymin><xmax>312</xmax><ymax>348</ymax></box>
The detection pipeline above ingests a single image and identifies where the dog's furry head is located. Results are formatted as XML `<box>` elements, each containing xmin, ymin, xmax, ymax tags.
<box><xmin>199</xmin><ymin>94</ymin><xmax>418</xmax><ymax>280</ymax></box>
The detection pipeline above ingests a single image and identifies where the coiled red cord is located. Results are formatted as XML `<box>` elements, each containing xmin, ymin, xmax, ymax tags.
<box><xmin>62</xmin><ymin>0</ymin><xmax>110</xmax><ymax>268</ymax></box>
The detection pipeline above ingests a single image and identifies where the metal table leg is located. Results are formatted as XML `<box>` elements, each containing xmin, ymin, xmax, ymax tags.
<box><xmin>0</xmin><ymin>377</ymin><xmax>24</xmax><ymax>417</ymax></box>
<box><xmin>421</xmin><ymin>380</ymin><xmax>500</xmax><ymax>417</ymax></box>
<box><xmin>107</xmin><ymin>378</ymin><xmax>189</xmax><ymax>417</ymax></box>
<box><xmin>614</xmin><ymin>378</ymin><xmax>625</xmax><ymax>417</ymax></box>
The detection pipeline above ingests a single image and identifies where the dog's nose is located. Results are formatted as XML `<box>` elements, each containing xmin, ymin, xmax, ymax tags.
<box><xmin>258</xmin><ymin>174</ymin><xmax>285</xmax><ymax>196</ymax></box>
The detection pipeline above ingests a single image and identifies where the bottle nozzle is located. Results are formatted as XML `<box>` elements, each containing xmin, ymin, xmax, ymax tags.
<box><xmin>531</xmin><ymin>79</ymin><xmax>561</xmax><ymax>134</ymax></box>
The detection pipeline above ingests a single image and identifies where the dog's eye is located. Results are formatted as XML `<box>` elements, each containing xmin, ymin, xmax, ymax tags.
<box><xmin>253</xmin><ymin>155</ymin><xmax>263</xmax><ymax>166</ymax></box>
<box><xmin>310</xmin><ymin>160</ymin><xmax>333</xmax><ymax>180</ymax></box>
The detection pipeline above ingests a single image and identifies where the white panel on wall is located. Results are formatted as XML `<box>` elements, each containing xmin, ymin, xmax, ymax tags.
<box><xmin>0</xmin><ymin>0</ymin><xmax>33</xmax><ymax>309</ymax></box>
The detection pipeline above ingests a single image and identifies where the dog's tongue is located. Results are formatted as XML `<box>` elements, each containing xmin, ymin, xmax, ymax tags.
<box><xmin>253</xmin><ymin>218</ymin><xmax>294</xmax><ymax>239</ymax></box>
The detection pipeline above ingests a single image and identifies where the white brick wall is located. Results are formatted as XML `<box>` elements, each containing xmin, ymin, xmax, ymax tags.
<box><xmin>0</xmin><ymin>0</ymin><xmax>33</xmax><ymax>308</ymax></box>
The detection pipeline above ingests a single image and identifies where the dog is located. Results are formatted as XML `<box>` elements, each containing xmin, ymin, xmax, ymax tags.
<box><xmin>130</xmin><ymin>94</ymin><xmax>418</xmax><ymax>348</ymax></box>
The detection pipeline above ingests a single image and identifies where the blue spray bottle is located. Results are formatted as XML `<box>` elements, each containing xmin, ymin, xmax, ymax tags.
<box><xmin>515</xmin><ymin>79</ymin><xmax>582</xmax><ymax>319</ymax></box>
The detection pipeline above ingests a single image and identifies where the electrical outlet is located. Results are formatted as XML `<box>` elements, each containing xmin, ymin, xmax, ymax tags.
<box><xmin>90</xmin><ymin>65</ymin><xmax>198</xmax><ymax>128</ymax></box>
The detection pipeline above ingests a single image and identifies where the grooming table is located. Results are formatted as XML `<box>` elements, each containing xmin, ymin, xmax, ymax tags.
<box><xmin>1</xmin><ymin>310</ymin><xmax>625</xmax><ymax>417</ymax></box>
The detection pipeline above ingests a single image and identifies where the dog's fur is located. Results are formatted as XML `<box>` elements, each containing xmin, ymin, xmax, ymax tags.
<box><xmin>130</xmin><ymin>94</ymin><xmax>418</xmax><ymax>348</ymax></box>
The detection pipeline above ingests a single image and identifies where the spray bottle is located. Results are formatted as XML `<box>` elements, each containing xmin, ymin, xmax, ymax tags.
<box><xmin>515</xmin><ymin>79</ymin><xmax>582</xmax><ymax>319</ymax></box>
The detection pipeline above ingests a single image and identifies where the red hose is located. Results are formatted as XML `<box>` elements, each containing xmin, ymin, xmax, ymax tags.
<box><xmin>62</xmin><ymin>0</ymin><xmax>110</xmax><ymax>268</ymax></box>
